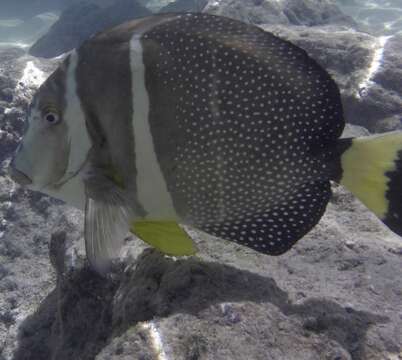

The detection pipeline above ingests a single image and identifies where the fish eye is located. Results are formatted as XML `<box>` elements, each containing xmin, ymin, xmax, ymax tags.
<box><xmin>44</xmin><ymin>112</ymin><xmax>60</xmax><ymax>125</ymax></box>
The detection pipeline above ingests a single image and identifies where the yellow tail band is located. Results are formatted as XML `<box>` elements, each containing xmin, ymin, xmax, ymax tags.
<box><xmin>340</xmin><ymin>131</ymin><xmax>402</xmax><ymax>221</ymax></box>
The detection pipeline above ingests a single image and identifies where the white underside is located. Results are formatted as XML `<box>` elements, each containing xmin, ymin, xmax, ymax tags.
<box><xmin>130</xmin><ymin>33</ymin><xmax>178</xmax><ymax>221</ymax></box>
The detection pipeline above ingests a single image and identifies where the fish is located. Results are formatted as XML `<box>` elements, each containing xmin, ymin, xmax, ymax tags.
<box><xmin>9</xmin><ymin>12</ymin><xmax>402</xmax><ymax>273</ymax></box>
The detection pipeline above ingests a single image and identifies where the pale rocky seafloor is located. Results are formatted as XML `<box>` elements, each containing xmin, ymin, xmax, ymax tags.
<box><xmin>0</xmin><ymin>1</ymin><xmax>401</xmax><ymax>359</ymax></box>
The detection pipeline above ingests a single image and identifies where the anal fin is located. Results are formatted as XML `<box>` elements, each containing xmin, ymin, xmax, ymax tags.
<box><xmin>131</xmin><ymin>221</ymin><xmax>197</xmax><ymax>256</ymax></box>
<box><xmin>200</xmin><ymin>181</ymin><xmax>331</xmax><ymax>255</ymax></box>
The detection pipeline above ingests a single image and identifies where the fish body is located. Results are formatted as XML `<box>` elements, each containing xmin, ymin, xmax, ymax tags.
<box><xmin>9</xmin><ymin>13</ymin><xmax>402</xmax><ymax>273</ymax></box>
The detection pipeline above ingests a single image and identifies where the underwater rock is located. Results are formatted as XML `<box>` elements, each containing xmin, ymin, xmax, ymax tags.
<box><xmin>159</xmin><ymin>0</ymin><xmax>208</xmax><ymax>13</ymax></box>
<box><xmin>29</xmin><ymin>0</ymin><xmax>151</xmax><ymax>58</ymax></box>
<box><xmin>261</xmin><ymin>24</ymin><xmax>402</xmax><ymax>132</ymax></box>
<box><xmin>204</xmin><ymin>0</ymin><xmax>357</xmax><ymax>27</ymax></box>
<box><xmin>0</xmin><ymin>3</ymin><xmax>401</xmax><ymax>359</ymax></box>
<box><xmin>374</xmin><ymin>34</ymin><xmax>402</xmax><ymax>97</ymax></box>
<box><xmin>0</xmin><ymin>48</ymin><xmax>401</xmax><ymax>357</ymax></box>
<box><xmin>2</xmin><ymin>208</ymin><xmax>401</xmax><ymax>360</ymax></box>
<box><xmin>0</xmin><ymin>46</ymin><xmax>59</xmax><ymax>162</ymax></box>
<box><xmin>30</xmin><ymin>0</ymin><xmax>356</xmax><ymax>58</ymax></box>
<box><xmin>281</xmin><ymin>0</ymin><xmax>357</xmax><ymax>27</ymax></box>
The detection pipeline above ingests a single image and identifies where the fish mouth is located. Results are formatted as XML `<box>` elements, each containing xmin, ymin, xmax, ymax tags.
<box><xmin>9</xmin><ymin>166</ymin><xmax>33</xmax><ymax>186</ymax></box>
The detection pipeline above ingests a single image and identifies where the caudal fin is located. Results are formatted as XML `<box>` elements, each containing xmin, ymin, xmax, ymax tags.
<box><xmin>337</xmin><ymin>131</ymin><xmax>402</xmax><ymax>236</ymax></box>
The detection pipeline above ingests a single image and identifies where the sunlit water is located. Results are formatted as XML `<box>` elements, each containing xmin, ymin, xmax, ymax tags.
<box><xmin>0</xmin><ymin>12</ymin><xmax>58</xmax><ymax>46</ymax></box>
<box><xmin>337</xmin><ymin>0</ymin><xmax>402</xmax><ymax>35</ymax></box>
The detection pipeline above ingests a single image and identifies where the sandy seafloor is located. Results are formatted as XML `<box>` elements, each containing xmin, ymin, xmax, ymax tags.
<box><xmin>0</xmin><ymin>1</ymin><xmax>402</xmax><ymax>359</ymax></box>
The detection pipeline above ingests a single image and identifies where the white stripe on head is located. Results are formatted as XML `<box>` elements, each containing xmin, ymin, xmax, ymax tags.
<box><xmin>44</xmin><ymin>50</ymin><xmax>91</xmax><ymax>210</ymax></box>
<box><xmin>63</xmin><ymin>50</ymin><xmax>92</xmax><ymax>180</ymax></box>
<box><xmin>130</xmin><ymin>33</ymin><xmax>178</xmax><ymax>220</ymax></box>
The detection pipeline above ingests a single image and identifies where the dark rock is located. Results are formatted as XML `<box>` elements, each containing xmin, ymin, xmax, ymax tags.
<box><xmin>204</xmin><ymin>0</ymin><xmax>292</xmax><ymax>25</ymax></box>
<box><xmin>373</xmin><ymin>34</ymin><xmax>402</xmax><ymax>95</ymax></box>
<box><xmin>204</xmin><ymin>0</ymin><xmax>357</xmax><ymax>27</ymax></box>
<box><xmin>6</xmin><ymin>248</ymin><xmax>396</xmax><ymax>360</ymax></box>
<box><xmin>343</xmin><ymin>82</ymin><xmax>402</xmax><ymax>132</ymax></box>
<box><xmin>0</xmin><ymin>238</ymin><xmax>23</xmax><ymax>259</ymax></box>
<box><xmin>262</xmin><ymin>24</ymin><xmax>402</xmax><ymax>132</ymax></box>
<box><xmin>388</xmin><ymin>247</ymin><xmax>402</xmax><ymax>256</ymax></box>
<box><xmin>0</xmin><ymin>264</ymin><xmax>10</xmax><ymax>280</ymax></box>
<box><xmin>13</xmin><ymin>267</ymin><xmax>118</xmax><ymax>360</ymax></box>
<box><xmin>336</xmin><ymin>258</ymin><xmax>364</xmax><ymax>271</ymax></box>
<box><xmin>282</xmin><ymin>0</ymin><xmax>357</xmax><ymax>27</ymax></box>
<box><xmin>0</xmin><ymin>131</ymin><xmax>19</xmax><ymax>162</ymax></box>
<box><xmin>0</xmin><ymin>310</ymin><xmax>15</xmax><ymax>326</ymax></box>
<box><xmin>168</xmin><ymin>0</ymin><xmax>207</xmax><ymax>13</ymax></box>
<box><xmin>0</xmin><ymin>278</ymin><xmax>18</xmax><ymax>293</ymax></box>
<box><xmin>0</xmin><ymin>76</ymin><xmax>16</xmax><ymax>95</ymax></box>
<box><xmin>6</xmin><ymin>112</ymin><xmax>26</xmax><ymax>135</ymax></box>
<box><xmin>0</xmin><ymin>88</ymin><xmax>14</xmax><ymax>103</ymax></box>
<box><xmin>159</xmin><ymin>0</ymin><xmax>207</xmax><ymax>13</ymax></box>
<box><xmin>373</xmin><ymin>115</ymin><xmax>402</xmax><ymax>133</ymax></box>
<box><xmin>29</xmin><ymin>0</ymin><xmax>152</xmax><ymax>58</ymax></box>
<box><xmin>49</xmin><ymin>231</ymin><xmax>67</xmax><ymax>276</ymax></box>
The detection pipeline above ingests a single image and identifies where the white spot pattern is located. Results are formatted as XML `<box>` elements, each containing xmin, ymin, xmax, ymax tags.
<box><xmin>143</xmin><ymin>14</ymin><xmax>343</xmax><ymax>254</ymax></box>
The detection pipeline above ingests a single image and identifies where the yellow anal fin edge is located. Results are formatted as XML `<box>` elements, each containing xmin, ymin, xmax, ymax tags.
<box><xmin>130</xmin><ymin>221</ymin><xmax>197</xmax><ymax>256</ymax></box>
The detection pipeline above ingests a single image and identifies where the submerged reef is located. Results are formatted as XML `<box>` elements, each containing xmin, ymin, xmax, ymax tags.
<box><xmin>0</xmin><ymin>0</ymin><xmax>401</xmax><ymax>359</ymax></box>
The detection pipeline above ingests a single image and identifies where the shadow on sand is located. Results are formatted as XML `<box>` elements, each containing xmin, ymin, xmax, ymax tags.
<box><xmin>13</xmin><ymin>249</ymin><xmax>388</xmax><ymax>360</ymax></box>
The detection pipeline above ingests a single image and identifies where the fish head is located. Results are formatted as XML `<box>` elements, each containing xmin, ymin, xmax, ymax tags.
<box><xmin>9</xmin><ymin>65</ymin><xmax>70</xmax><ymax>191</ymax></box>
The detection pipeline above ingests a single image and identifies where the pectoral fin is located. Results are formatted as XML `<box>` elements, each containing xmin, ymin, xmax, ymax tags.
<box><xmin>84</xmin><ymin>171</ymin><xmax>135</xmax><ymax>274</ymax></box>
<box><xmin>131</xmin><ymin>221</ymin><xmax>197</xmax><ymax>256</ymax></box>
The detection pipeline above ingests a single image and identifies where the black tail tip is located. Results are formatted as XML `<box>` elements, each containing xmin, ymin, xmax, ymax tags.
<box><xmin>384</xmin><ymin>214</ymin><xmax>402</xmax><ymax>238</ymax></box>
<box><xmin>384</xmin><ymin>149</ymin><xmax>402</xmax><ymax>238</ymax></box>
